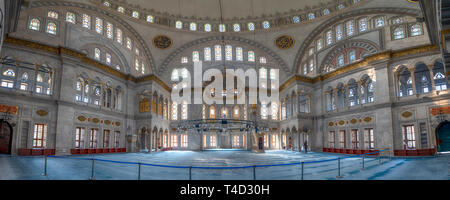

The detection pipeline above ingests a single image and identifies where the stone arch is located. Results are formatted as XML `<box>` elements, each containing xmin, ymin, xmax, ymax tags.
<box><xmin>294</xmin><ymin>7</ymin><xmax>422</xmax><ymax>73</ymax></box>
<box><xmin>158</xmin><ymin>35</ymin><xmax>290</xmax><ymax>77</ymax></box>
<box><xmin>79</xmin><ymin>38</ymin><xmax>130</xmax><ymax>74</ymax></box>
<box><xmin>26</xmin><ymin>1</ymin><xmax>156</xmax><ymax>73</ymax></box>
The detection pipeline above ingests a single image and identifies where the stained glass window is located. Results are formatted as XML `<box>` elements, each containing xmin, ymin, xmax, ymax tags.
<box><xmin>135</xmin><ymin>48</ymin><xmax>140</xmax><ymax>56</ymax></box>
<box><xmin>293</xmin><ymin>16</ymin><xmax>300</xmax><ymax>23</ymax></box>
<box><xmin>359</xmin><ymin>18</ymin><xmax>368</xmax><ymax>32</ymax></box>
<box><xmin>259</xmin><ymin>68</ymin><xmax>267</xmax><ymax>79</ymax></box>
<box><xmin>308</xmin><ymin>13</ymin><xmax>315</xmax><ymax>20</ymax></box>
<box><xmin>66</xmin><ymin>12</ymin><xmax>76</xmax><ymax>24</ymax></box>
<box><xmin>393</xmin><ymin>26</ymin><xmax>405</xmax><ymax>39</ymax></box>
<box><xmin>326</xmin><ymin>30</ymin><xmax>333</xmax><ymax>45</ymax></box>
<box><xmin>204</xmin><ymin>47</ymin><xmax>211</xmax><ymax>61</ymax></box>
<box><xmin>376</xmin><ymin>17</ymin><xmax>385</xmax><ymax>28</ymax></box>
<box><xmin>262</xmin><ymin>21</ymin><xmax>270</xmax><ymax>29</ymax></box>
<box><xmin>248</xmin><ymin>22</ymin><xmax>255</xmax><ymax>31</ymax></box>
<box><xmin>147</xmin><ymin>15</ymin><xmax>154</xmax><ymax>23</ymax></box>
<box><xmin>181</xmin><ymin>68</ymin><xmax>189</xmax><ymax>79</ymax></box>
<box><xmin>141</xmin><ymin>62</ymin><xmax>145</xmax><ymax>74</ymax></box>
<box><xmin>175</xmin><ymin>21</ymin><xmax>182</xmax><ymax>29</ymax></box>
<box><xmin>434</xmin><ymin>72</ymin><xmax>445</xmax><ymax>80</ymax></box>
<box><xmin>46</xmin><ymin>22</ymin><xmax>57</xmax><ymax>35</ymax></box>
<box><xmin>37</xmin><ymin>74</ymin><xmax>43</xmax><ymax>82</ymax></box>
<box><xmin>29</xmin><ymin>18</ymin><xmax>40</xmax><ymax>31</ymax></box>
<box><xmin>248</xmin><ymin>51</ymin><xmax>255</xmax><ymax>62</ymax></box>
<box><xmin>303</xmin><ymin>64</ymin><xmax>307</xmax><ymax>75</ymax></box>
<box><xmin>225</xmin><ymin>45</ymin><xmax>232</xmax><ymax>61</ymax></box>
<box><xmin>171</xmin><ymin>69</ymin><xmax>179</xmax><ymax>81</ymax></box>
<box><xmin>82</xmin><ymin>14</ymin><xmax>91</xmax><ymax>29</ymax></box>
<box><xmin>106</xmin><ymin>22</ymin><xmax>113</xmax><ymax>39</ymax></box>
<box><xmin>236</xmin><ymin>47</ymin><xmax>243</xmax><ymax>61</ymax></box>
<box><xmin>3</xmin><ymin>69</ymin><xmax>15</xmax><ymax>77</ymax></box>
<box><xmin>308</xmin><ymin>48</ymin><xmax>314</xmax><ymax>56</ymax></box>
<box><xmin>346</xmin><ymin>20</ymin><xmax>354</xmax><ymax>36</ymax></box>
<box><xmin>233</xmin><ymin>24</ymin><xmax>240</xmax><ymax>32</ymax></box>
<box><xmin>116</xmin><ymin>28</ymin><xmax>122</xmax><ymax>44</ymax></box>
<box><xmin>181</xmin><ymin>56</ymin><xmax>188</xmax><ymax>63</ymax></box>
<box><xmin>117</xmin><ymin>6</ymin><xmax>124</xmax><ymax>13</ymax></box>
<box><xmin>336</xmin><ymin>24</ymin><xmax>343</xmax><ymax>41</ymax></box>
<box><xmin>271</xmin><ymin>102</ymin><xmax>278</xmax><ymax>120</ymax></box>
<box><xmin>106</xmin><ymin>53</ymin><xmax>111</xmax><ymax>65</ymax></box>
<box><xmin>126</xmin><ymin>37</ymin><xmax>132</xmax><ymax>50</ymax></box>
<box><xmin>95</xmin><ymin>17</ymin><xmax>103</xmax><ymax>34</ymax></box>
<box><xmin>135</xmin><ymin>58</ymin><xmax>140</xmax><ymax>71</ymax></box>
<box><xmin>349</xmin><ymin>50</ymin><xmax>356</xmax><ymax>63</ymax></box>
<box><xmin>204</xmin><ymin>24</ymin><xmax>211</xmax><ymax>32</ymax></box>
<box><xmin>337</xmin><ymin>54</ymin><xmax>344</xmax><ymax>67</ymax></box>
<box><xmin>270</xmin><ymin>69</ymin><xmax>277</xmax><ymax>80</ymax></box>
<box><xmin>48</xmin><ymin>11</ymin><xmax>58</xmax><ymax>19</ymax></box>
<box><xmin>260</xmin><ymin>57</ymin><xmax>267</xmax><ymax>64</ymax></box>
<box><xmin>338</xmin><ymin>4</ymin><xmax>345</xmax><ymax>10</ymax></box>
<box><xmin>323</xmin><ymin>9</ymin><xmax>330</xmax><ymax>15</ymax></box>
<box><xmin>309</xmin><ymin>59</ymin><xmax>314</xmax><ymax>72</ymax></box>
<box><xmin>94</xmin><ymin>48</ymin><xmax>101</xmax><ymax>60</ymax></box>
<box><xmin>393</xmin><ymin>17</ymin><xmax>403</xmax><ymax>24</ymax></box>
<box><xmin>103</xmin><ymin>1</ymin><xmax>110</xmax><ymax>7</ymax></box>
<box><xmin>219</xmin><ymin>24</ymin><xmax>226</xmax><ymax>32</ymax></box>
<box><xmin>317</xmin><ymin>39</ymin><xmax>323</xmax><ymax>50</ymax></box>
<box><xmin>190</xmin><ymin>22</ymin><xmax>197</xmax><ymax>31</ymax></box>
<box><xmin>22</xmin><ymin>73</ymin><xmax>28</xmax><ymax>80</ymax></box>
<box><xmin>132</xmin><ymin>11</ymin><xmax>139</xmax><ymax>19</ymax></box>
<box><xmin>410</xmin><ymin>24</ymin><xmax>422</xmax><ymax>36</ymax></box>
<box><xmin>215</xmin><ymin>45</ymin><xmax>222</xmax><ymax>61</ymax></box>
<box><xmin>192</xmin><ymin>51</ymin><xmax>200</xmax><ymax>62</ymax></box>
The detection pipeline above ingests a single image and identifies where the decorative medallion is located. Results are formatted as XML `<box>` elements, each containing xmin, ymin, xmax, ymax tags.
<box><xmin>363</xmin><ymin>117</ymin><xmax>372</xmax><ymax>123</ymax></box>
<box><xmin>36</xmin><ymin>110</ymin><xmax>48</xmax><ymax>117</ymax></box>
<box><xmin>115</xmin><ymin>122</ymin><xmax>121</xmax><ymax>127</ymax></box>
<box><xmin>92</xmin><ymin>118</ymin><xmax>100</xmax><ymax>123</ymax></box>
<box><xmin>275</xmin><ymin>35</ymin><xmax>295</xmax><ymax>49</ymax></box>
<box><xmin>104</xmin><ymin>120</ymin><xmax>111</xmax><ymax>125</ymax></box>
<box><xmin>401</xmin><ymin>111</ymin><xmax>413</xmax><ymax>118</ymax></box>
<box><xmin>350</xmin><ymin>119</ymin><xmax>358</xmax><ymax>124</ymax></box>
<box><xmin>153</xmin><ymin>35</ymin><xmax>173</xmax><ymax>49</ymax></box>
<box><xmin>77</xmin><ymin>116</ymin><xmax>86</xmax><ymax>122</ymax></box>
<box><xmin>329</xmin><ymin>122</ymin><xmax>334</xmax><ymax>127</ymax></box>
<box><xmin>338</xmin><ymin>120</ymin><xmax>345</xmax><ymax>126</ymax></box>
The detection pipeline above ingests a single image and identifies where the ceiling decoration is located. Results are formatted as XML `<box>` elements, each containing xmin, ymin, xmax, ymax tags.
<box><xmin>153</xmin><ymin>35</ymin><xmax>173</xmax><ymax>49</ymax></box>
<box><xmin>274</xmin><ymin>35</ymin><xmax>295</xmax><ymax>49</ymax></box>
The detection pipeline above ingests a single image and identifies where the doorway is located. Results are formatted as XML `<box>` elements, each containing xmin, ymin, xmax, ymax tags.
<box><xmin>436</xmin><ymin>121</ymin><xmax>450</xmax><ymax>152</ymax></box>
<box><xmin>0</xmin><ymin>120</ymin><xmax>13</xmax><ymax>154</ymax></box>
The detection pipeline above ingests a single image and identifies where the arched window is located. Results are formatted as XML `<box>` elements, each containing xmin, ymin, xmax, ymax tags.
<box><xmin>2</xmin><ymin>69</ymin><xmax>15</xmax><ymax>77</ymax></box>
<box><xmin>375</xmin><ymin>17</ymin><xmax>385</xmax><ymax>27</ymax></box>
<box><xmin>393</xmin><ymin>17</ymin><xmax>403</xmax><ymax>24</ymax></box>
<box><xmin>171</xmin><ymin>102</ymin><xmax>178</xmax><ymax>120</ymax></box>
<box><xmin>190</xmin><ymin>22</ymin><xmax>197</xmax><ymax>31</ymax></box>
<box><xmin>259</xmin><ymin>68</ymin><xmax>267</xmax><ymax>79</ymax></box>
<box><xmin>293</xmin><ymin>16</ymin><xmax>300</xmax><ymax>23</ymax></box>
<box><xmin>299</xmin><ymin>94</ymin><xmax>310</xmax><ymax>113</ymax></box>
<box><xmin>132</xmin><ymin>11</ymin><xmax>139</xmax><ymax>19</ymax></box>
<box><xmin>36</xmin><ymin>74</ymin><xmax>43</xmax><ymax>82</ymax></box>
<box><xmin>116</xmin><ymin>29</ymin><xmax>123</xmax><ymax>44</ymax></box>
<box><xmin>308</xmin><ymin>13</ymin><xmax>315</xmax><ymax>20</ymax></box>
<box><xmin>262</xmin><ymin>21</ymin><xmax>270</xmax><ymax>29</ymax></box>
<box><xmin>326</xmin><ymin>30</ymin><xmax>333</xmax><ymax>45</ymax></box>
<box><xmin>348</xmin><ymin>80</ymin><xmax>359</xmax><ymax>106</ymax></box>
<box><xmin>66</xmin><ymin>12</ymin><xmax>76</xmax><ymax>24</ymax></box>
<box><xmin>106</xmin><ymin>53</ymin><xmax>112</xmax><ymax>65</ymax></box>
<box><xmin>219</xmin><ymin>24</ymin><xmax>226</xmax><ymax>32</ymax></box>
<box><xmin>181</xmin><ymin>68</ymin><xmax>189</xmax><ymax>79</ymax></box>
<box><xmin>336</xmin><ymin>85</ymin><xmax>346</xmax><ymax>109</ymax></box>
<box><xmin>270</xmin><ymin>69</ymin><xmax>277</xmax><ymax>80</ymax></box>
<box><xmin>46</xmin><ymin>22</ymin><xmax>57</xmax><ymax>35</ymax></box>
<box><xmin>126</xmin><ymin>37</ymin><xmax>133</xmax><ymax>50</ymax></box>
<box><xmin>175</xmin><ymin>21</ymin><xmax>182</xmax><ymax>29</ymax></box>
<box><xmin>337</xmin><ymin>54</ymin><xmax>345</xmax><ymax>67</ymax></box>
<box><xmin>338</xmin><ymin>4</ymin><xmax>345</xmax><ymax>10</ymax></box>
<box><xmin>236</xmin><ymin>47</ymin><xmax>243</xmax><ymax>61</ymax></box>
<box><xmin>323</xmin><ymin>9</ymin><xmax>330</xmax><ymax>15</ymax></box>
<box><xmin>22</xmin><ymin>72</ymin><xmax>28</xmax><ymax>80</ymax></box>
<box><xmin>233</xmin><ymin>106</ymin><xmax>240</xmax><ymax>119</ymax></box>
<box><xmin>433</xmin><ymin>61</ymin><xmax>448</xmax><ymax>91</ymax></box>
<box><xmin>367</xmin><ymin>81</ymin><xmax>374</xmax><ymax>102</ymax></box>
<box><xmin>393</xmin><ymin>26</ymin><xmax>405</xmax><ymax>39</ymax></box>
<box><xmin>204</xmin><ymin>47</ymin><xmax>211</xmax><ymax>61</ymax></box>
<box><xmin>171</xmin><ymin>69</ymin><xmax>179</xmax><ymax>81</ymax></box>
<box><xmin>248</xmin><ymin>22</ymin><xmax>255</xmax><ymax>31</ymax></box>
<box><xmin>309</xmin><ymin>59</ymin><xmax>314</xmax><ymax>73</ymax></box>
<box><xmin>248</xmin><ymin>51</ymin><xmax>255</xmax><ymax>62</ymax></box>
<box><xmin>233</xmin><ymin>24</ymin><xmax>240</xmax><ymax>32</ymax></box>
<box><xmin>225</xmin><ymin>45</ymin><xmax>233</xmax><ymax>61</ymax></box>
<box><xmin>29</xmin><ymin>18</ymin><xmax>40</xmax><ymax>31</ymax></box>
<box><xmin>336</xmin><ymin>24</ymin><xmax>343</xmax><ymax>41</ymax></box>
<box><xmin>215</xmin><ymin>45</ymin><xmax>222</xmax><ymax>61</ymax></box>
<box><xmin>260</xmin><ymin>57</ymin><xmax>267</xmax><ymax>64</ymax></box>
<box><xmin>316</xmin><ymin>39</ymin><xmax>323</xmax><ymax>51</ymax></box>
<box><xmin>359</xmin><ymin>18</ymin><xmax>368</xmax><ymax>32</ymax></box>
<box><xmin>181</xmin><ymin>101</ymin><xmax>188</xmax><ymax>120</ymax></box>
<box><xmin>82</xmin><ymin>14</ymin><xmax>91</xmax><ymax>29</ymax></box>
<box><xmin>261</xmin><ymin>103</ymin><xmax>268</xmax><ymax>119</ymax></box>
<box><xmin>346</xmin><ymin>20</ymin><xmax>354</xmax><ymax>36</ymax></box>
<box><xmin>48</xmin><ymin>11</ymin><xmax>58</xmax><ymax>19</ymax></box>
<box><xmin>271</xmin><ymin>102</ymin><xmax>278</xmax><ymax>120</ymax></box>
<box><xmin>95</xmin><ymin>17</ymin><xmax>103</xmax><ymax>34</ymax></box>
<box><xmin>135</xmin><ymin>58</ymin><xmax>140</xmax><ymax>71</ymax></box>
<box><xmin>117</xmin><ymin>6</ymin><xmax>124</xmax><ymax>13</ymax></box>
<box><xmin>192</xmin><ymin>51</ymin><xmax>200</xmax><ymax>62</ymax></box>
<box><xmin>209</xmin><ymin>106</ymin><xmax>216</xmax><ymax>119</ymax></box>
<box><xmin>204</xmin><ymin>24</ymin><xmax>211</xmax><ymax>32</ymax></box>
<box><xmin>106</xmin><ymin>22</ymin><xmax>113</xmax><ymax>39</ymax></box>
<box><xmin>181</xmin><ymin>56</ymin><xmax>188</xmax><ymax>63</ymax></box>
<box><xmin>94</xmin><ymin>48</ymin><xmax>101</xmax><ymax>60</ymax></box>
<box><xmin>221</xmin><ymin>107</ymin><xmax>228</xmax><ymax>118</ymax></box>
<box><xmin>414</xmin><ymin>63</ymin><xmax>432</xmax><ymax>94</ymax></box>
<box><xmin>410</xmin><ymin>24</ymin><xmax>422</xmax><ymax>36</ymax></box>
<box><xmin>398</xmin><ymin>67</ymin><xmax>413</xmax><ymax>97</ymax></box>
<box><xmin>348</xmin><ymin>50</ymin><xmax>356</xmax><ymax>63</ymax></box>
<box><xmin>303</xmin><ymin>64</ymin><xmax>307</xmax><ymax>75</ymax></box>
<box><xmin>147</xmin><ymin>15</ymin><xmax>154</xmax><ymax>23</ymax></box>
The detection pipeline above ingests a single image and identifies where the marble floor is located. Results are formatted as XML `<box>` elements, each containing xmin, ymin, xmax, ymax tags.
<box><xmin>0</xmin><ymin>150</ymin><xmax>448</xmax><ymax>180</ymax></box>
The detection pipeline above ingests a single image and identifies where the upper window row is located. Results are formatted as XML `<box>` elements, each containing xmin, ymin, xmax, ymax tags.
<box><xmin>180</xmin><ymin>45</ymin><xmax>266</xmax><ymax>63</ymax></box>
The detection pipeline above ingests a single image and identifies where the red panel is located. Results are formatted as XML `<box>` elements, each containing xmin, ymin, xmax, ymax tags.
<box><xmin>87</xmin><ymin>149</ymin><xmax>95</xmax><ymax>154</ymax></box>
<box><xmin>80</xmin><ymin>149</ymin><xmax>88</xmax><ymax>154</ymax></box>
<box><xmin>121</xmin><ymin>148</ymin><xmax>126</xmax><ymax>152</ymax></box>
<box><xmin>96</xmin><ymin>149</ymin><xmax>103</xmax><ymax>153</ymax></box>
<box><xmin>71</xmin><ymin>149</ymin><xmax>80</xmax><ymax>154</ymax></box>
<box><xmin>103</xmin><ymin>148</ymin><xmax>110</xmax><ymax>153</ymax></box>
<box><xmin>110</xmin><ymin>149</ymin><xmax>117</xmax><ymax>153</ymax></box>
<box><xmin>43</xmin><ymin>149</ymin><xmax>55</xmax><ymax>155</ymax></box>
<box><xmin>32</xmin><ymin>149</ymin><xmax>43</xmax><ymax>156</ymax></box>
<box><xmin>18</xmin><ymin>148</ymin><xmax>32</xmax><ymax>156</ymax></box>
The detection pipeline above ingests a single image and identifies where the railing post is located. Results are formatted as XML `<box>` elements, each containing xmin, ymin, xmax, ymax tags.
<box><xmin>42</xmin><ymin>155</ymin><xmax>48</xmax><ymax>176</ymax></box>
<box><xmin>336</xmin><ymin>157</ymin><xmax>343</xmax><ymax>178</ymax></box>
<box><xmin>89</xmin><ymin>157</ymin><xmax>95</xmax><ymax>180</ymax></box>
<box><xmin>301</xmin><ymin>162</ymin><xmax>304</xmax><ymax>180</ymax></box>
<box><xmin>138</xmin><ymin>162</ymin><xmax>141</xmax><ymax>180</ymax></box>
<box><xmin>189</xmin><ymin>166</ymin><xmax>192</xmax><ymax>180</ymax></box>
<box><xmin>253</xmin><ymin>165</ymin><xmax>256</xmax><ymax>180</ymax></box>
